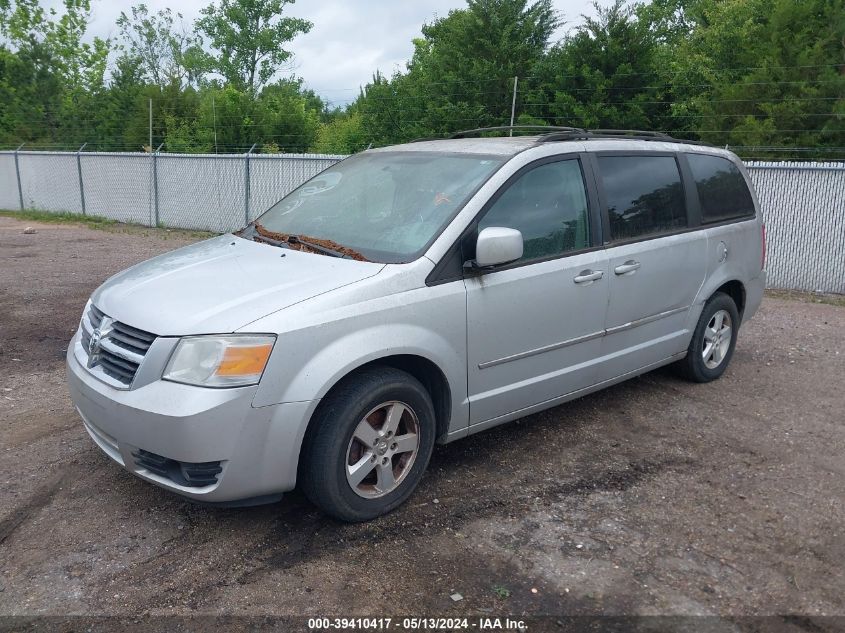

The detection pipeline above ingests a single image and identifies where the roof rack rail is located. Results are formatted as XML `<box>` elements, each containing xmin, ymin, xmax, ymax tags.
<box><xmin>535</xmin><ymin>131</ymin><xmax>589</xmax><ymax>142</ymax></box>
<box><xmin>588</xmin><ymin>129</ymin><xmax>672</xmax><ymax>139</ymax></box>
<box><xmin>412</xmin><ymin>126</ymin><xmax>712</xmax><ymax>147</ymax></box>
<box><xmin>450</xmin><ymin>125</ymin><xmax>586</xmax><ymax>139</ymax></box>
<box><xmin>536</xmin><ymin>128</ymin><xmax>712</xmax><ymax>147</ymax></box>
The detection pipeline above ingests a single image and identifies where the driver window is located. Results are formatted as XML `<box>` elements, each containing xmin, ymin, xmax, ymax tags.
<box><xmin>478</xmin><ymin>159</ymin><xmax>591</xmax><ymax>262</ymax></box>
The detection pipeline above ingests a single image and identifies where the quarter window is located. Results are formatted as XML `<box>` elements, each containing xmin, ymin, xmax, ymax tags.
<box><xmin>687</xmin><ymin>154</ymin><xmax>755</xmax><ymax>222</ymax></box>
<box><xmin>478</xmin><ymin>159</ymin><xmax>591</xmax><ymax>262</ymax></box>
<box><xmin>599</xmin><ymin>156</ymin><xmax>687</xmax><ymax>241</ymax></box>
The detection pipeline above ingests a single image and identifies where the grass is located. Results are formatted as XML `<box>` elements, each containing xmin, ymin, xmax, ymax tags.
<box><xmin>0</xmin><ymin>208</ymin><xmax>116</xmax><ymax>229</ymax></box>
<box><xmin>0</xmin><ymin>209</ymin><xmax>217</xmax><ymax>240</ymax></box>
<box><xmin>765</xmin><ymin>289</ymin><xmax>845</xmax><ymax>307</ymax></box>
<box><xmin>492</xmin><ymin>585</ymin><xmax>511</xmax><ymax>599</ymax></box>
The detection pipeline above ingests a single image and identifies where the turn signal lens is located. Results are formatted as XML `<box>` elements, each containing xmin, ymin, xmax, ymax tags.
<box><xmin>216</xmin><ymin>344</ymin><xmax>274</xmax><ymax>377</ymax></box>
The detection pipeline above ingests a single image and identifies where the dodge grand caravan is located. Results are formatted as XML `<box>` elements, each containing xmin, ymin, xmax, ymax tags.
<box><xmin>67</xmin><ymin>127</ymin><xmax>766</xmax><ymax>521</ymax></box>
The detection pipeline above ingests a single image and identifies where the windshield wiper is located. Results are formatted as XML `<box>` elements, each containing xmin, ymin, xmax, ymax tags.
<box><xmin>287</xmin><ymin>235</ymin><xmax>344</xmax><ymax>258</ymax></box>
<box><xmin>251</xmin><ymin>232</ymin><xmax>292</xmax><ymax>249</ymax></box>
<box><xmin>251</xmin><ymin>223</ymin><xmax>370</xmax><ymax>261</ymax></box>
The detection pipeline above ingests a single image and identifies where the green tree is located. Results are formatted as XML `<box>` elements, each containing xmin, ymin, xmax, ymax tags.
<box><xmin>44</xmin><ymin>0</ymin><xmax>110</xmax><ymax>95</ymax></box>
<box><xmin>665</xmin><ymin>0</ymin><xmax>845</xmax><ymax>155</ymax></box>
<box><xmin>195</xmin><ymin>0</ymin><xmax>312</xmax><ymax>93</ymax></box>
<box><xmin>1</xmin><ymin>0</ymin><xmax>108</xmax><ymax>92</ymax></box>
<box><xmin>312</xmin><ymin>110</ymin><xmax>367</xmax><ymax>154</ymax></box>
<box><xmin>0</xmin><ymin>42</ymin><xmax>61</xmax><ymax>145</ymax></box>
<box><xmin>256</xmin><ymin>79</ymin><xmax>324</xmax><ymax>151</ymax></box>
<box><xmin>116</xmin><ymin>4</ymin><xmax>206</xmax><ymax>88</ymax></box>
<box><xmin>0</xmin><ymin>0</ymin><xmax>109</xmax><ymax>148</ymax></box>
<box><xmin>356</xmin><ymin>71</ymin><xmax>429</xmax><ymax>146</ymax></box>
<box><xmin>0</xmin><ymin>0</ymin><xmax>49</xmax><ymax>44</ymax></box>
<box><xmin>95</xmin><ymin>54</ymin><xmax>147</xmax><ymax>150</ymax></box>
<box><xmin>2</xmin><ymin>0</ymin><xmax>842</xmax><ymax>157</ymax></box>
<box><xmin>527</xmin><ymin>0</ymin><xmax>668</xmax><ymax>130</ymax></box>
<box><xmin>356</xmin><ymin>0</ymin><xmax>559</xmax><ymax>143</ymax></box>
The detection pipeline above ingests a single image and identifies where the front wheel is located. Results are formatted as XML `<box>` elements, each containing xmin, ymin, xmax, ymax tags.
<box><xmin>676</xmin><ymin>292</ymin><xmax>740</xmax><ymax>383</ymax></box>
<box><xmin>300</xmin><ymin>367</ymin><xmax>436</xmax><ymax>522</ymax></box>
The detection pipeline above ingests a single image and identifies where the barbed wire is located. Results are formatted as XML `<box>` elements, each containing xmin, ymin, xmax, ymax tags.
<box><xmin>10</xmin><ymin>100</ymin><xmax>844</xmax><ymax>129</ymax></box>
<box><xmin>5</xmin><ymin>124</ymin><xmax>844</xmax><ymax>147</ymax></box>
<box><xmin>4</xmin><ymin>69</ymin><xmax>843</xmax><ymax>155</ymax></box>
<box><xmin>5</xmin><ymin>136</ymin><xmax>845</xmax><ymax>152</ymax></box>
<box><xmin>105</xmin><ymin>63</ymin><xmax>844</xmax><ymax>101</ymax></box>
<box><xmin>11</xmin><ymin>77</ymin><xmax>845</xmax><ymax>120</ymax></box>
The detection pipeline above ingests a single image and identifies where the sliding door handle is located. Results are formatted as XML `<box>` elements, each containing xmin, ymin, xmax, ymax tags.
<box><xmin>614</xmin><ymin>260</ymin><xmax>641</xmax><ymax>275</ymax></box>
<box><xmin>573</xmin><ymin>270</ymin><xmax>604</xmax><ymax>284</ymax></box>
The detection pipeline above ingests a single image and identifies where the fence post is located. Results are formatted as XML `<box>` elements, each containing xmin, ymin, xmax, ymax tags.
<box><xmin>153</xmin><ymin>143</ymin><xmax>163</xmax><ymax>227</ymax></box>
<box><xmin>14</xmin><ymin>143</ymin><xmax>25</xmax><ymax>211</ymax></box>
<box><xmin>76</xmin><ymin>143</ymin><xmax>87</xmax><ymax>215</ymax></box>
<box><xmin>244</xmin><ymin>143</ymin><xmax>257</xmax><ymax>226</ymax></box>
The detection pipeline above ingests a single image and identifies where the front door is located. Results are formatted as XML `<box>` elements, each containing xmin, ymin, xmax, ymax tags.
<box><xmin>465</xmin><ymin>157</ymin><xmax>609</xmax><ymax>425</ymax></box>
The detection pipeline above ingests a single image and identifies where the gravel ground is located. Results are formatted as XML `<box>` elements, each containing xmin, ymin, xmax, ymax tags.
<box><xmin>0</xmin><ymin>216</ymin><xmax>843</xmax><ymax>628</ymax></box>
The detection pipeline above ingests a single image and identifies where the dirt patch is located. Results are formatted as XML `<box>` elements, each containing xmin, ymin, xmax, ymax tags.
<box><xmin>0</xmin><ymin>214</ymin><xmax>843</xmax><ymax>620</ymax></box>
<box><xmin>0</xmin><ymin>470</ymin><xmax>68</xmax><ymax>546</ymax></box>
<box><xmin>0</xmin><ymin>217</ymin><xmax>200</xmax><ymax>378</ymax></box>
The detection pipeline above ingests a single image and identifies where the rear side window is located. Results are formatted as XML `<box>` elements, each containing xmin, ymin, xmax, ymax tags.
<box><xmin>479</xmin><ymin>159</ymin><xmax>591</xmax><ymax>262</ymax></box>
<box><xmin>687</xmin><ymin>154</ymin><xmax>755</xmax><ymax>223</ymax></box>
<box><xmin>598</xmin><ymin>155</ymin><xmax>687</xmax><ymax>241</ymax></box>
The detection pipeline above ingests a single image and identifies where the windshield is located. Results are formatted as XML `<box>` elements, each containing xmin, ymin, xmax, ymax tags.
<box><xmin>251</xmin><ymin>151</ymin><xmax>505</xmax><ymax>263</ymax></box>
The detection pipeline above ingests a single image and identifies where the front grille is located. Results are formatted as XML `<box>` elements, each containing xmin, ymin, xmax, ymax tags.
<box><xmin>109</xmin><ymin>321</ymin><xmax>156</xmax><ymax>354</ymax></box>
<box><xmin>80</xmin><ymin>304</ymin><xmax>156</xmax><ymax>387</ymax></box>
<box><xmin>132</xmin><ymin>449</ymin><xmax>223</xmax><ymax>488</ymax></box>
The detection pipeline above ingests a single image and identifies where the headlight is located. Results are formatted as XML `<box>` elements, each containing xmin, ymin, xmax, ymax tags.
<box><xmin>163</xmin><ymin>335</ymin><xmax>276</xmax><ymax>388</ymax></box>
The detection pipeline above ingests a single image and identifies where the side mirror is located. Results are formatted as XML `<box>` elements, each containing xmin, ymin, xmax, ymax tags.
<box><xmin>473</xmin><ymin>226</ymin><xmax>523</xmax><ymax>268</ymax></box>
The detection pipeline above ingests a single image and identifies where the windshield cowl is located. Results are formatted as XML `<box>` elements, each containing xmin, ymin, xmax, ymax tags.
<box><xmin>251</xmin><ymin>223</ymin><xmax>370</xmax><ymax>261</ymax></box>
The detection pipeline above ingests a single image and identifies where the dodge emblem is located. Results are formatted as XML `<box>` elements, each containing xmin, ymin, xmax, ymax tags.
<box><xmin>86</xmin><ymin>316</ymin><xmax>113</xmax><ymax>369</ymax></box>
<box><xmin>88</xmin><ymin>328</ymin><xmax>102</xmax><ymax>355</ymax></box>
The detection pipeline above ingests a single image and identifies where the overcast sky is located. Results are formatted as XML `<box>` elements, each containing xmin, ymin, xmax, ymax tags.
<box><xmin>73</xmin><ymin>0</ymin><xmax>598</xmax><ymax>106</ymax></box>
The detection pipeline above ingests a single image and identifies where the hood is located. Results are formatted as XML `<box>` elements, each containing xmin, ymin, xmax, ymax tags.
<box><xmin>91</xmin><ymin>235</ymin><xmax>385</xmax><ymax>335</ymax></box>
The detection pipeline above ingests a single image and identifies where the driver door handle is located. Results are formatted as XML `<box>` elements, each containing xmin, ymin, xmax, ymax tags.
<box><xmin>573</xmin><ymin>269</ymin><xmax>604</xmax><ymax>284</ymax></box>
<box><xmin>614</xmin><ymin>260</ymin><xmax>641</xmax><ymax>275</ymax></box>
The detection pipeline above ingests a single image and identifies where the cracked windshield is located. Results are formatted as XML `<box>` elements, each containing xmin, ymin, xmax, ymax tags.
<box><xmin>253</xmin><ymin>151</ymin><xmax>504</xmax><ymax>263</ymax></box>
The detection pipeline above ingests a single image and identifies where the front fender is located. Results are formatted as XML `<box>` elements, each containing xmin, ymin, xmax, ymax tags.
<box><xmin>249</xmin><ymin>281</ymin><xmax>469</xmax><ymax>434</ymax></box>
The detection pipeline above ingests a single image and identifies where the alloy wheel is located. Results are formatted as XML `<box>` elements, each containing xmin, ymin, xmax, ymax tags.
<box><xmin>345</xmin><ymin>401</ymin><xmax>421</xmax><ymax>499</ymax></box>
<box><xmin>702</xmin><ymin>309</ymin><xmax>733</xmax><ymax>370</ymax></box>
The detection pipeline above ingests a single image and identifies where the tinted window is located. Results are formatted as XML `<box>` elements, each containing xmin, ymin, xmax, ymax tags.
<box><xmin>599</xmin><ymin>156</ymin><xmax>686</xmax><ymax>241</ymax></box>
<box><xmin>479</xmin><ymin>159</ymin><xmax>591</xmax><ymax>262</ymax></box>
<box><xmin>687</xmin><ymin>154</ymin><xmax>755</xmax><ymax>222</ymax></box>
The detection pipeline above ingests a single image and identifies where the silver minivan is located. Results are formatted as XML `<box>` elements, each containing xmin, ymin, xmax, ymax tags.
<box><xmin>67</xmin><ymin>128</ymin><xmax>766</xmax><ymax>521</ymax></box>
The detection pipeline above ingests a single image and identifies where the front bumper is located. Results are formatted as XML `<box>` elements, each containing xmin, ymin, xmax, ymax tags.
<box><xmin>66</xmin><ymin>333</ymin><xmax>315</xmax><ymax>503</ymax></box>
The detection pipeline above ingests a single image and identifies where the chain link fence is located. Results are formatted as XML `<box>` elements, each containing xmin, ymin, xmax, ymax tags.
<box><xmin>1</xmin><ymin>150</ymin><xmax>843</xmax><ymax>293</ymax></box>
<box><xmin>746</xmin><ymin>162</ymin><xmax>845</xmax><ymax>295</ymax></box>
<box><xmin>0</xmin><ymin>150</ymin><xmax>346</xmax><ymax>232</ymax></box>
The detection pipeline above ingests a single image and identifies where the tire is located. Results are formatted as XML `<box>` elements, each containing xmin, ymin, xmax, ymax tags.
<box><xmin>676</xmin><ymin>292</ymin><xmax>740</xmax><ymax>383</ymax></box>
<box><xmin>300</xmin><ymin>367</ymin><xmax>436</xmax><ymax>522</ymax></box>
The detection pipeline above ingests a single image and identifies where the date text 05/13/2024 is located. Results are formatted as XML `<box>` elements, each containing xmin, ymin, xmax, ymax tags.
<box><xmin>307</xmin><ymin>617</ymin><xmax>528</xmax><ymax>631</ymax></box>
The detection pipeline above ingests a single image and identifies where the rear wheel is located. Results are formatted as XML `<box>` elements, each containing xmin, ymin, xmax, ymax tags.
<box><xmin>677</xmin><ymin>292</ymin><xmax>740</xmax><ymax>383</ymax></box>
<box><xmin>300</xmin><ymin>367</ymin><xmax>436</xmax><ymax>522</ymax></box>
